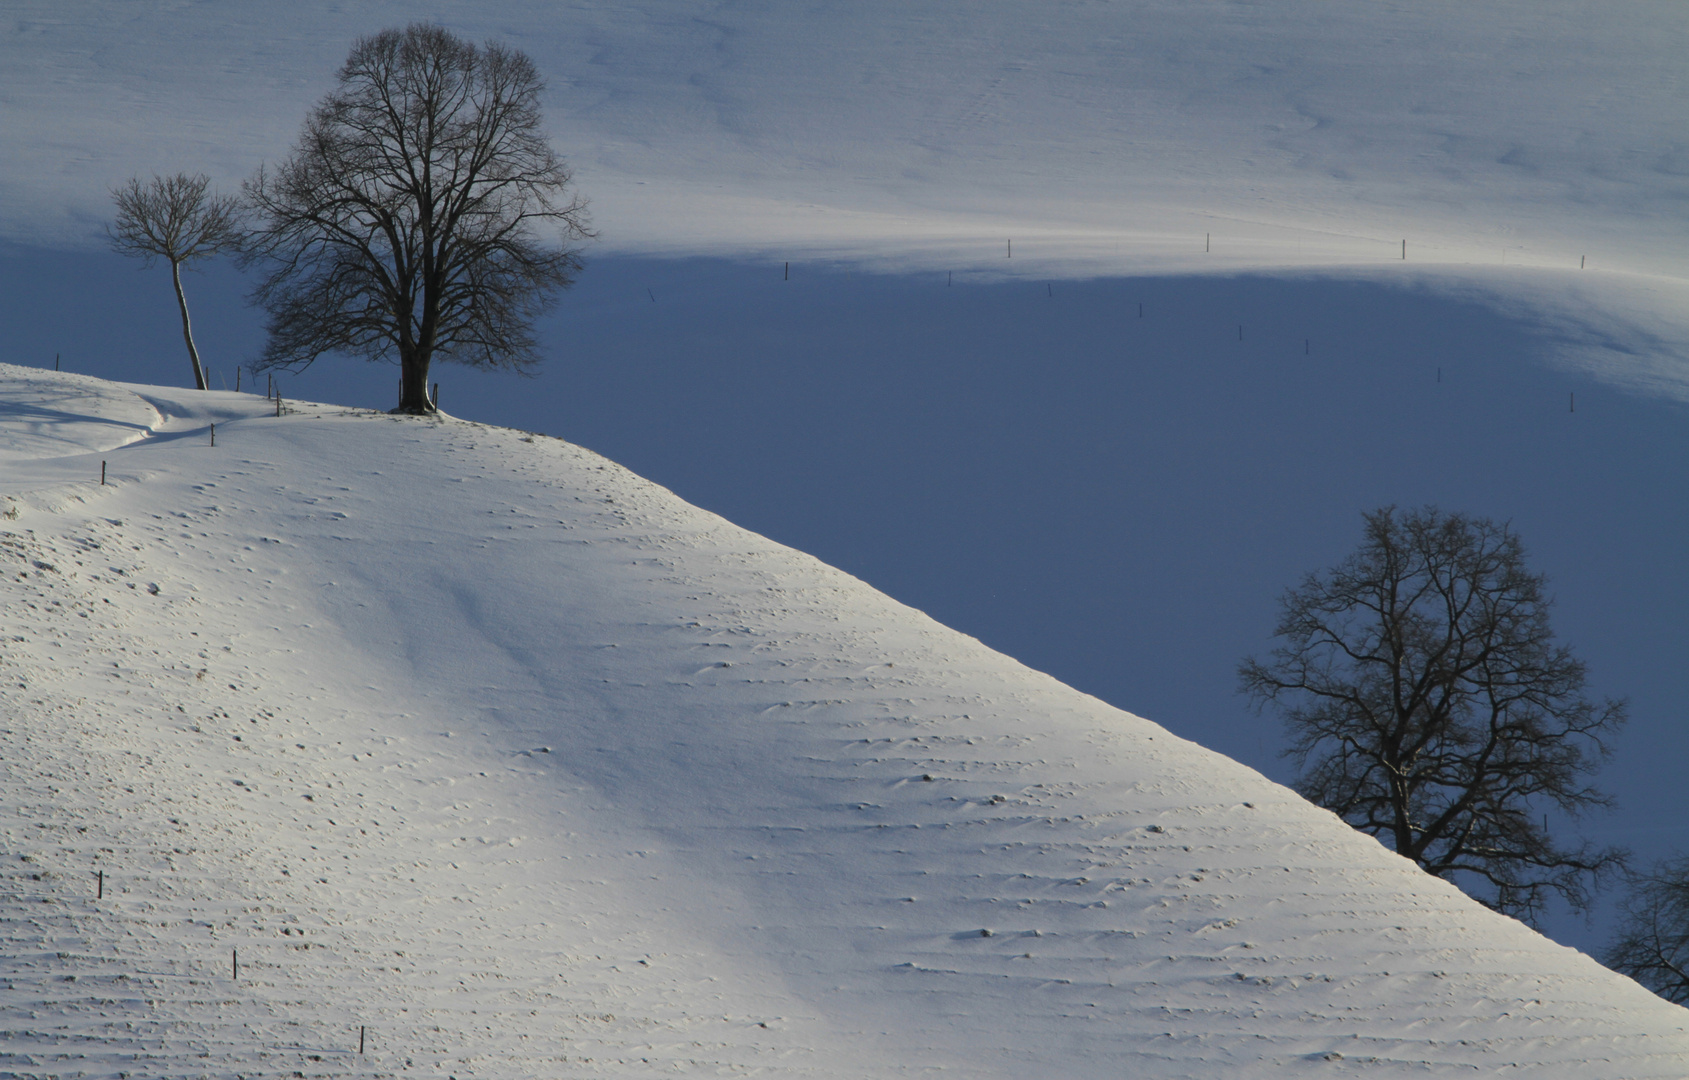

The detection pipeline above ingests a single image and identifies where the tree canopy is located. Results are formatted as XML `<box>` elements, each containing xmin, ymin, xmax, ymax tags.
<box><xmin>1239</xmin><ymin>506</ymin><xmax>1626</xmax><ymax>923</ymax></box>
<box><xmin>242</xmin><ymin>23</ymin><xmax>591</xmax><ymax>413</ymax></box>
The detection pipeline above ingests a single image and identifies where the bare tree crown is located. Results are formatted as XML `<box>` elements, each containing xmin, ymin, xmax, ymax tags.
<box><xmin>109</xmin><ymin>173</ymin><xmax>240</xmax><ymax>267</ymax></box>
<box><xmin>1240</xmin><ymin>506</ymin><xmax>1626</xmax><ymax>923</ymax></box>
<box><xmin>243</xmin><ymin>23</ymin><xmax>592</xmax><ymax>412</ymax></box>
<box><xmin>108</xmin><ymin>173</ymin><xmax>240</xmax><ymax>390</ymax></box>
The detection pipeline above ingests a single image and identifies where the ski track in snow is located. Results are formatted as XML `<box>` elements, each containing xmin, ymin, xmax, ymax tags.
<box><xmin>2</xmin><ymin>364</ymin><xmax>1686</xmax><ymax>1077</ymax></box>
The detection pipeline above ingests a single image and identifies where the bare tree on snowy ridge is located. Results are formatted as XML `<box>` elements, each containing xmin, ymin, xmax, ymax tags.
<box><xmin>108</xmin><ymin>173</ymin><xmax>241</xmax><ymax>391</ymax></box>
<box><xmin>241</xmin><ymin>23</ymin><xmax>592</xmax><ymax>414</ymax></box>
<box><xmin>1240</xmin><ymin>506</ymin><xmax>1627</xmax><ymax>925</ymax></box>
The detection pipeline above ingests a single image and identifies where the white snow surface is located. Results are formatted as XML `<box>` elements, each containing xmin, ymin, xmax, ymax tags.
<box><xmin>3</xmin><ymin>2</ymin><xmax>1689</xmax><ymax>268</ymax></box>
<box><xmin>7</xmin><ymin>2</ymin><xmax>1689</xmax><ymax>399</ymax></box>
<box><xmin>4</xmin><ymin>1</ymin><xmax>1687</xmax><ymax>272</ymax></box>
<box><xmin>2</xmin><ymin>363</ymin><xmax>1686</xmax><ymax>1078</ymax></box>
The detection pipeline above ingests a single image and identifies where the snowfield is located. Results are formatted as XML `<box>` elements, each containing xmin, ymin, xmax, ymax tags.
<box><xmin>9</xmin><ymin>2</ymin><xmax>1689</xmax><ymax>274</ymax></box>
<box><xmin>7</xmin><ymin>3</ymin><xmax>1689</xmax><ymax>399</ymax></box>
<box><xmin>2</xmin><ymin>363</ymin><xmax>1686</xmax><ymax>1078</ymax></box>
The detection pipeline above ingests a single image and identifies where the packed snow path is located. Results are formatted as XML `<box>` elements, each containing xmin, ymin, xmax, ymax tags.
<box><xmin>2</xmin><ymin>364</ymin><xmax>1686</xmax><ymax>1078</ymax></box>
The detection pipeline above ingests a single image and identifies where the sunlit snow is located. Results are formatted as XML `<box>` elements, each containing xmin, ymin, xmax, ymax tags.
<box><xmin>2</xmin><ymin>366</ymin><xmax>1687</xmax><ymax>1075</ymax></box>
<box><xmin>5</xmin><ymin>2</ymin><xmax>1689</xmax><ymax>1074</ymax></box>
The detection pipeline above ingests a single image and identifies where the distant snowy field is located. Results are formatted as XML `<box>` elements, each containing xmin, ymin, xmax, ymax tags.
<box><xmin>7</xmin><ymin>2</ymin><xmax>1688</xmax><ymax>263</ymax></box>
<box><xmin>6</xmin><ymin>2</ymin><xmax>1689</xmax><ymax>401</ymax></box>
<box><xmin>3</xmin><ymin>363</ymin><xmax>1687</xmax><ymax>1076</ymax></box>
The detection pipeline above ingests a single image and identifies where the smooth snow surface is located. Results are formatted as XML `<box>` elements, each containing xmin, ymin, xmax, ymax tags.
<box><xmin>3</xmin><ymin>364</ymin><xmax>1686</xmax><ymax>1077</ymax></box>
<box><xmin>8</xmin><ymin>2</ymin><xmax>1689</xmax><ymax>399</ymax></box>
<box><xmin>5</xmin><ymin>1</ymin><xmax>1688</xmax><ymax>274</ymax></box>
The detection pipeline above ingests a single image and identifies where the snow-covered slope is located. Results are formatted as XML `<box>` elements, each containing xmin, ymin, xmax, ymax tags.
<box><xmin>3</xmin><ymin>363</ymin><xmax>1685</xmax><ymax>1077</ymax></box>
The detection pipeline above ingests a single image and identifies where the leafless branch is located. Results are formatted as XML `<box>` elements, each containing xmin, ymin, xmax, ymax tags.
<box><xmin>1239</xmin><ymin>506</ymin><xmax>1627</xmax><ymax>923</ymax></box>
<box><xmin>108</xmin><ymin>173</ymin><xmax>241</xmax><ymax>390</ymax></box>
<box><xmin>241</xmin><ymin>23</ymin><xmax>593</xmax><ymax>413</ymax></box>
<box><xmin>1606</xmin><ymin>858</ymin><xmax>1689</xmax><ymax>1004</ymax></box>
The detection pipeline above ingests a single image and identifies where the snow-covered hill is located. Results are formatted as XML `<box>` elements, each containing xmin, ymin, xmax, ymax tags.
<box><xmin>3</xmin><ymin>362</ymin><xmax>1685</xmax><ymax>1077</ymax></box>
<box><xmin>6</xmin><ymin>6</ymin><xmax>1689</xmax><ymax>1068</ymax></box>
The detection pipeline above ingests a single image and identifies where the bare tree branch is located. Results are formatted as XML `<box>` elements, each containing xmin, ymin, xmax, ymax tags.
<box><xmin>1607</xmin><ymin>858</ymin><xmax>1689</xmax><ymax>1004</ymax></box>
<box><xmin>108</xmin><ymin>173</ymin><xmax>240</xmax><ymax>390</ymax></box>
<box><xmin>240</xmin><ymin>23</ymin><xmax>593</xmax><ymax>414</ymax></box>
<box><xmin>1239</xmin><ymin>506</ymin><xmax>1627</xmax><ymax>924</ymax></box>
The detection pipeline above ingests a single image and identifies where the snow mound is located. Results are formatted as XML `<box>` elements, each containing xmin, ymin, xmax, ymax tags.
<box><xmin>0</xmin><ymin>366</ymin><xmax>159</xmax><ymax>463</ymax></box>
<box><xmin>2</xmin><ymin>363</ymin><xmax>1685</xmax><ymax>1077</ymax></box>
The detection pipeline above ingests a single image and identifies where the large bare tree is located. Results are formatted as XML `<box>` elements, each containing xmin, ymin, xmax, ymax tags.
<box><xmin>109</xmin><ymin>173</ymin><xmax>240</xmax><ymax>390</ymax></box>
<box><xmin>242</xmin><ymin>23</ymin><xmax>591</xmax><ymax>413</ymax></box>
<box><xmin>1239</xmin><ymin>506</ymin><xmax>1627</xmax><ymax>923</ymax></box>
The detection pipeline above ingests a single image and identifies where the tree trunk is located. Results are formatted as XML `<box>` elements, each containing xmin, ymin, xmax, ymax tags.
<box><xmin>393</xmin><ymin>349</ymin><xmax>437</xmax><ymax>414</ymax></box>
<box><xmin>171</xmin><ymin>260</ymin><xmax>208</xmax><ymax>391</ymax></box>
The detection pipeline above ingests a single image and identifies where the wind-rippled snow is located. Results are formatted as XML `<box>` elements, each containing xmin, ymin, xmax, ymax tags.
<box><xmin>2</xmin><ymin>364</ymin><xmax>1685</xmax><ymax>1077</ymax></box>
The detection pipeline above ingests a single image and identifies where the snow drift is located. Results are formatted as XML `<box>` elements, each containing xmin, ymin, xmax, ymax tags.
<box><xmin>2</xmin><ymin>362</ymin><xmax>1685</xmax><ymax>1078</ymax></box>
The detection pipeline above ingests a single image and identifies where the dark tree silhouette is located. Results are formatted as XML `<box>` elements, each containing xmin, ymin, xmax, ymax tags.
<box><xmin>108</xmin><ymin>173</ymin><xmax>241</xmax><ymax>390</ymax></box>
<box><xmin>1239</xmin><ymin>506</ymin><xmax>1626</xmax><ymax>924</ymax></box>
<box><xmin>242</xmin><ymin>23</ymin><xmax>591</xmax><ymax>413</ymax></box>
<box><xmin>1606</xmin><ymin>858</ymin><xmax>1689</xmax><ymax>1004</ymax></box>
